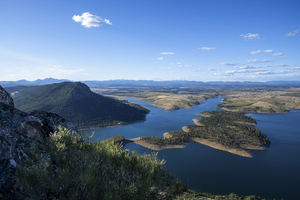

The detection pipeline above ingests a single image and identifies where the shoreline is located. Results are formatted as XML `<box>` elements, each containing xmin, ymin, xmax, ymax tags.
<box><xmin>129</xmin><ymin>137</ymin><xmax>186</xmax><ymax>151</ymax></box>
<box><xmin>190</xmin><ymin>138</ymin><xmax>253</xmax><ymax>158</ymax></box>
<box><xmin>78</xmin><ymin>118</ymin><xmax>148</xmax><ymax>131</ymax></box>
<box><xmin>192</xmin><ymin>118</ymin><xmax>204</xmax><ymax>126</ymax></box>
<box><xmin>182</xmin><ymin>126</ymin><xmax>190</xmax><ymax>132</ymax></box>
<box><xmin>79</xmin><ymin>123</ymin><xmax>125</xmax><ymax>131</ymax></box>
<box><xmin>196</xmin><ymin>113</ymin><xmax>211</xmax><ymax>117</ymax></box>
<box><xmin>128</xmin><ymin>136</ymin><xmax>257</xmax><ymax>158</ymax></box>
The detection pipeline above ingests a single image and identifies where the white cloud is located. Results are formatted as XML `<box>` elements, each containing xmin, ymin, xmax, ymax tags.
<box><xmin>157</xmin><ymin>57</ymin><xmax>164</xmax><ymax>61</ymax></box>
<box><xmin>240</xmin><ymin>33</ymin><xmax>260</xmax><ymax>40</ymax></box>
<box><xmin>225</xmin><ymin>70</ymin><xmax>237</xmax><ymax>75</ymax></box>
<box><xmin>272</xmin><ymin>52</ymin><xmax>284</xmax><ymax>56</ymax></box>
<box><xmin>219</xmin><ymin>62</ymin><xmax>237</xmax><ymax>66</ymax></box>
<box><xmin>234</xmin><ymin>65</ymin><xmax>255</xmax><ymax>69</ymax></box>
<box><xmin>276</xmin><ymin>64</ymin><xmax>290</xmax><ymax>67</ymax></box>
<box><xmin>199</xmin><ymin>47</ymin><xmax>216</xmax><ymax>50</ymax></box>
<box><xmin>250</xmin><ymin>50</ymin><xmax>263</xmax><ymax>55</ymax></box>
<box><xmin>249</xmin><ymin>49</ymin><xmax>274</xmax><ymax>55</ymax></box>
<box><xmin>160</xmin><ymin>52</ymin><xmax>175</xmax><ymax>55</ymax></box>
<box><xmin>286</xmin><ymin>30</ymin><xmax>299</xmax><ymax>37</ymax></box>
<box><xmin>225</xmin><ymin>68</ymin><xmax>268</xmax><ymax>76</ymax></box>
<box><xmin>249</xmin><ymin>49</ymin><xmax>284</xmax><ymax>57</ymax></box>
<box><xmin>104</xmin><ymin>18</ymin><xmax>112</xmax><ymax>25</ymax></box>
<box><xmin>248</xmin><ymin>59</ymin><xmax>272</xmax><ymax>63</ymax></box>
<box><xmin>263</xmin><ymin>49</ymin><xmax>274</xmax><ymax>53</ymax></box>
<box><xmin>72</xmin><ymin>12</ymin><xmax>112</xmax><ymax>28</ymax></box>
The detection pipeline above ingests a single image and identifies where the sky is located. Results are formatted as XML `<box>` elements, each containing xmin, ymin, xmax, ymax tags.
<box><xmin>0</xmin><ymin>0</ymin><xmax>300</xmax><ymax>82</ymax></box>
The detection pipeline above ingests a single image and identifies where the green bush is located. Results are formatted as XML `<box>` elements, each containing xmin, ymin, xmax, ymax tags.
<box><xmin>17</xmin><ymin>127</ymin><xmax>184</xmax><ymax>200</ymax></box>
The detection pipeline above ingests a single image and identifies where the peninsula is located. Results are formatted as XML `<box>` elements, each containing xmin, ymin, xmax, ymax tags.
<box><xmin>129</xmin><ymin>111</ymin><xmax>270</xmax><ymax>158</ymax></box>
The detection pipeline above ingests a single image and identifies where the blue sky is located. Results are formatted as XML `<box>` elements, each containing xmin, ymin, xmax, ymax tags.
<box><xmin>0</xmin><ymin>0</ymin><xmax>300</xmax><ymax>81</ymax></box>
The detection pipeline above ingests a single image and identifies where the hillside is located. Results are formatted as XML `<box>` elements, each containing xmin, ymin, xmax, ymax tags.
<box><xmin>8</xmin><ymin>82</ymin><xmax>149</xmax><ymax>128</ymax></box>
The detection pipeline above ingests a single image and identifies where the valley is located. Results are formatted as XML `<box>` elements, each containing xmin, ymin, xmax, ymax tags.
<box><xmin>2</xmin><ymin>1</ymin><xmax>300</xmax><ymax>199</ymax></box>
<box><xmin>3</xmin><ymin>81</ymin><xmax>300</xmax><ymax>199</ymax></box>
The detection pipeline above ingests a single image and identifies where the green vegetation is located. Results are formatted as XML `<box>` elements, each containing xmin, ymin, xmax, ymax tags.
<box><xmin>15</xmin><ymin>127</ymin><xmax>269</xmax><ymax>200</ymax></box>
<box><xmin>141</xmin><ymin>132</ymin><xmax>190</xmax><ymax>146</ymax></box>
<box><xmin>140</xmin><ymin>111</ymin><xmax>270</xmax><ymax>152</ymax></box>
<box><xmin>218</xmin><ymin>87</ymin><xmax>300</xmax><ymax>113</ymax></box>
<box><xmin>187</xmin><ymin>111</ymin><xmax>270</xmax><ymax>149</ymax></box>
<box><xmin>219</xmin><ymin>98</ymin><xmax>290</xmax><ymax>113</ymax></box>
<box><xmin>17</xmin><ymin>127</ymin><xmax>185</xmax><ymax>200</ymax></box>
<box><xmin>8</xmin><ymin>82</ymin><xmax>149</xmax><ymax>128</ymax></box>
<box><xmin>195</xmin><ymin>111</ymin><xmax>256</xmax><ymax>126</ymax></box>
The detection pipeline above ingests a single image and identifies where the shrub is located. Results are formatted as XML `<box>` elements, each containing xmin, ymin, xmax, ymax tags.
<box><xmin>17</xmin><ymin>127</ymin><xmax>183</xmax><ymax>200</ymax></box>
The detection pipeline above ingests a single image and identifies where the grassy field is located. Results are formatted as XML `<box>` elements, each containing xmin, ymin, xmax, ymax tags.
<box><xmin>219</xmin><ymin>87</ymin><xmax>300</xmax><ymax>113</ymax></box>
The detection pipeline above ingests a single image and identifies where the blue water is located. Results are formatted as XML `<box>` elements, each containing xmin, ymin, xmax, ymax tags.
<box><xmin>90</xmin><ymin>97</ymin><xmax>221</xmax><ymax>141</ymax></box>
<box><xmin>90</xmin><ymin>97</ymin><xmax>300</xmax><ymax>200</ymax></box>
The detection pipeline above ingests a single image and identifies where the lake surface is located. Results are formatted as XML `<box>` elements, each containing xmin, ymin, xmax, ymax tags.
<box><xmin>90</xmin><ymin>97</ymin><xmax>300</xmax><ymax>200</ymax></box>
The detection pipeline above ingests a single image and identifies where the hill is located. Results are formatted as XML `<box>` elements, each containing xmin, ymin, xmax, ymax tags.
<box><xmin>8</xmin><ymin>82</ymin><xmax>149</xmax><ymax>128</ymax></box>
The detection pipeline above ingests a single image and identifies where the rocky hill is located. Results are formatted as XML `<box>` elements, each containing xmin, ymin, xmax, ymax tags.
<box><xmin>0</xmin><ymin>85</ymin><xmax>14</xmax><ymax>107</ymax></box>
<box><xmin>0</xmin><ymin>85</ymin><xmax>75</xmax><ymax>198</ymax></box>
<box><xmin>7</xmin><ymin>82</ymin><xmax>149</xmax><ymax>128</ymax></box>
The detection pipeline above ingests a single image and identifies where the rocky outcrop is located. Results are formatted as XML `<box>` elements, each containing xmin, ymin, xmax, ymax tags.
<box><xmin>0</xmin><ymin>85</ymin><xmax>14</xmax><ymax>107</ymax></box>
<box><xmin>0</xmin><ymin>85</ymin><xmax>75</xmax><ymax>199</ymax></box>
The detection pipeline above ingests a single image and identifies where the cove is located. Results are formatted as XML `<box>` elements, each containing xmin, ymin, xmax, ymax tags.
<box><xmin>89</xmin><ymin>97</ymin><xmax>300</xmax><ymax>200</ymax></box>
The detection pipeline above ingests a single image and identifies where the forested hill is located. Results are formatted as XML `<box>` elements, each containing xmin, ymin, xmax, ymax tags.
<box><xmin>7</xmin><ymin>82</ymin><xmax>149</xmax><ymax>128</ymax></box>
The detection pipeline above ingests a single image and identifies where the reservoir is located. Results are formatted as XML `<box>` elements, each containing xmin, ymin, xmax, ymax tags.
<box><xmin>90</xmin><ymin>97</ymin><xmax>300</xmax><ymax>200</ymax></box>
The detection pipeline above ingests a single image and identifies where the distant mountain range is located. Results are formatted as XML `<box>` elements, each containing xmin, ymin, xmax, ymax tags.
<box><xmin>6</xmin><ymin>82</ymin><xmax>149</xmax><ymax>128</ymax></box>
<box><xmin>0</xmin><ymin>78</ymin><xmax>68</xmax><ymax>87</ymax></box>
<box><xmin>2</xmin><ymin>78</ymin><xmax>300</xmax><ymax>88</ymax></box>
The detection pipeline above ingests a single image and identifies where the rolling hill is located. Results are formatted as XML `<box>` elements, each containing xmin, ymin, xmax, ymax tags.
<box><xmin>7</xmin><ymin>82</ymin><xmax>149</xmax><ymax>128</ymax></box>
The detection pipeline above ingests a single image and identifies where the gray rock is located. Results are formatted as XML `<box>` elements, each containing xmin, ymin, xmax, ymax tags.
<box><xmin>0</xmin><ymin>86</ymin><xmax>76</xmax><ymax>199</ymax></box>
<box><xmin>0</xmin><ymin>85</ymin><xmax>14</xmax><ymax>107</ymax></box>
<box><xmin>9</xmin><ymin>160</ymin><xmax>16</xmax><ymax>168</ymax></box>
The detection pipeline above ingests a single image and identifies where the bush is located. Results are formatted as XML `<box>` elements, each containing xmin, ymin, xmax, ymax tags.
<box><xmin>17</xmin><ymin>127</ymin><xmax>184</xmax><ymax>200</ymax></box>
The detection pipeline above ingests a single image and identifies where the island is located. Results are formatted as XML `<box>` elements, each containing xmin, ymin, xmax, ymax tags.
<box><xmin>129</xmin><ymin>111</ymin><xmax>270</xmax><ymax>158</ymax></box>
